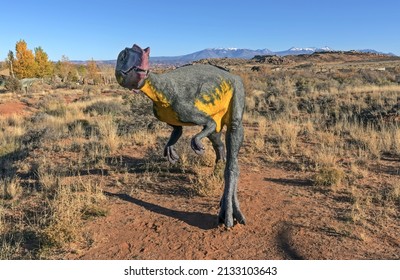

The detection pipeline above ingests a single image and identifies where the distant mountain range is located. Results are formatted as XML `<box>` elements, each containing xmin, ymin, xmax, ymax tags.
<box><xmin>79</xmin><ymin>47</ymin><xmax>396</xmax><ymax>66</ymax></box>
<box><xmin>149</xmin><ymin>47</ymin><xmax>338</xmax><ymax>65</ymax></box>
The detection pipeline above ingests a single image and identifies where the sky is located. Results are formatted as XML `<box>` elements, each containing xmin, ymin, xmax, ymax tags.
<box><xmin>1</xmin><ymin>0</ymin><xmax>399</xmax><ymax>61</ymax></box>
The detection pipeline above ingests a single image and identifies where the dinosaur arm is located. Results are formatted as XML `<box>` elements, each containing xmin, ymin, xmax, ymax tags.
<box><xmin>191</xmin><ymin>119</ymin><xmax>216</xmax><ymax>155</ymax></box>
<box><xmin>164</xmin><ymin>125</ymin><xmax>182</xmax><ymax>164</ymax></box>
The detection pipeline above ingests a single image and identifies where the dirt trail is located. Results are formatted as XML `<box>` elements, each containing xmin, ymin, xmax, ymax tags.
<box><xmin>66</xmin><ymin>162</ymin><xmax>399</xmax><ymax>260</ymax></box>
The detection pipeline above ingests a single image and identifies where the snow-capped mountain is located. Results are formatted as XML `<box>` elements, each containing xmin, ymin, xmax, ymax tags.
<box><xmin>320</xmin><ymin>47</ymin><xmax>335</xmax><ymax>51</ymax></box>
<box><xmin>276</xmin><ymin>46</ymin><xmax>334</xmax><ymax>56</ymax></box>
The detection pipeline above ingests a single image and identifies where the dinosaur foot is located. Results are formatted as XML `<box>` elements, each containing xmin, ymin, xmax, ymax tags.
<box><xmin>218</xmin><ymin>204</ymin><xmax>246</xmax><ymax>228</ymax></box>
<box><xmin>163</xmin><ymin>145</ymin><xmax>179</xmax><ymax>164</ymax></box>
<box><xmin>191</xmin><ymin>137</ymin><xmax>205</xmax><ymax>155</ymax></box>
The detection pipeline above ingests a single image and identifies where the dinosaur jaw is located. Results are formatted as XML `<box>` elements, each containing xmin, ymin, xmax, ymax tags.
<box><xmin>115</xmin><ymin>68</ymin><xmax>148</xmax><ymax>90</ymax></box>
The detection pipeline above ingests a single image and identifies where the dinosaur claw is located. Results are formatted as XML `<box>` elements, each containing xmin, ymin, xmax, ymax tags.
<box><xmin>164</xmin><ymin>145</ymin><xmax>179</xmax><ymax>164</ymax></box>
<box><xmin>191</xmin><ymin>138</ymin><xmax>205</xmax><ymax>155</ymax></box>
<box><xmin>218</xmin><ymin>196</ymin><xmax>246</xmax><ymax>228</ymax></box>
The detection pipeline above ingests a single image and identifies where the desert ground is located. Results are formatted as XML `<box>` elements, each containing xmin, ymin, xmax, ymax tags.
<box><xmin>0</xmin><ymin>52</ymin><xmax>399</xmax><ymax>259</ymax></box>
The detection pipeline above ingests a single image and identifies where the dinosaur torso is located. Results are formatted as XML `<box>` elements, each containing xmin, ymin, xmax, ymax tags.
<box><xmin>140</xmin><ymin>78</ymin><xmax>193</xmax><ymax>127</ymax></box>
<box><xmin>139</xmin><ymin>64</ymin><xmax>238</xmax><ymax>132</ymax></box>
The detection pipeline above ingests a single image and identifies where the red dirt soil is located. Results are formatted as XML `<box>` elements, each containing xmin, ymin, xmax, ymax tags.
<box><xmin>0</xmin><ymin>101</ymin><xmax>28</xmax><ymax>116</ymax></box>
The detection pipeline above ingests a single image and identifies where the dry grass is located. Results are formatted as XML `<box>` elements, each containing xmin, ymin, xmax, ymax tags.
<box><xmin>269</xmin><ymin>119</ymin><xmax>300</xmax><ymax>155</ymax></box>
<box><xmin>131</xmin><ymin>130</ymin><xmax>157</xmax><ymax>147</ymax></box>
<box><xmin>313</xmin><ymin>167</ymin><xmax>345</xmax><ymax>188</ymax></box>
<box><xmin>388</xmin><ymin>181</ymin><xmax>400</xmax><ymax>205</ymax></box>
<box><xmin>0</xmin><ymin>116</ymin><xmax>24</xmax><ymax>158</ymax></box>
<box><xmin>95</xmin><ymin>115</ymin><xmax>120</xmax><ymax>153</ymax></box>
<box><xmin>0</xmin><ymin>90</ymin><xmax>127</xmax><ymax>258</ymax></box>
<box><xmin>43</xmin><ymin>177</ymin><xmax>106</xmax><ymax>246</ymax></box>
<box><xmin>193</xmin><ymin>173</ymin><xmax>223</xmax><ymax>197</ymax></box>
<box><xmin>0</xmin><ymin>177</ymin><xmax>22</xmax><ymax>200</ymax></box>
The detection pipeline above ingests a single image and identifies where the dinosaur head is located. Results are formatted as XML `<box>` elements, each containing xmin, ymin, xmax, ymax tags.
<box><xmin>115</xmin><ymin>44</ymin><xmax>150</xmax><ymax>90</ymax></box>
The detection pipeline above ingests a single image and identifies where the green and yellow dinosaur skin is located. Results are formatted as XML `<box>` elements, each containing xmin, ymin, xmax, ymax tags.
<box><xmin>115</xmin><ymin>44</ymin><xmax>245</xmax><ymax>228</ymax></box>
<box><xmin>140</xmin><ymin>79</ymin><xmax>190</xmax><ymax>127</ymax></box>
<box><xmin>141</xmin><ymin>77</ymin><xmax>233</xmax><ymax>132</ymax></box>
<box><xmin>194</xmin><ymin>80</ymin><xmax>233</xmax><ymax>133</ymax></box>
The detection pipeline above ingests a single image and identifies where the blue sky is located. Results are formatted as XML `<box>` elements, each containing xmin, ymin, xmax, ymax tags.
<box><xmin>1</xmin><ymin>0</ymin><xmax>399</xmax><ymax>61</ymax></box>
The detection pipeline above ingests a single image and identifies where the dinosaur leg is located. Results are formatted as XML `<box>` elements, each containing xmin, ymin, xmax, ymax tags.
<box><xmin>207</xmin><ymin>131</ymin><xmax>226</xmax><ymax>162</ymax></box>
<box><xmin>218</xmin><ymin>121</ymin><xmax>245</xmax><ymax>228</ymax></box>
<box><xmin>191</xmin><ymin>120</ymin><xmax>216</xmax><ymax>155</ymax></box>
<box><xmin>163</xmin><ymin>125</ymin><xmax>182</xmax><ymax>164</ymax></box>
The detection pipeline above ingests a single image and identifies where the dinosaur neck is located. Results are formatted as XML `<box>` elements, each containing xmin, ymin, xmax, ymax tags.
<box><xmin>139</xmin><ymin>73</ymin><xmax>170</xmax><ymax>105</ymax></box>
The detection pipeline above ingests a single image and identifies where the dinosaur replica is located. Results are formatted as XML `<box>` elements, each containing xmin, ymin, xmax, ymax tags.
<box><xmin>115</xmin><ymin>44</ymin><xmax>245</xmax><ymax>228</ymax></box>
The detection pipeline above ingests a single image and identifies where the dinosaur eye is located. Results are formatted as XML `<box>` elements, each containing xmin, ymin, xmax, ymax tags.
<box><xmin>119</xmin><ymin>50</ymin><xmax>127</xmax><ymax>61</ymax></box>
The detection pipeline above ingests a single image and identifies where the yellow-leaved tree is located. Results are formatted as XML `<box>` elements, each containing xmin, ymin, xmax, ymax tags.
<box><xmin>55</xmin><ymin>55</ymin><xmax>74</xmax><ymax>82</ymax></box>
<box><xmin>34</xmin><ymin>46</ymin><xmax>53</xmax><ymax>78</ymax></box>
<box><xmin>86</xmin><ymin>59</ymin><xmax>101</xmax><ymax>84</ymax></box>
<box><xmin>13</xmin><ymin>40</ymin><xmax>36</xmax><ymax>79</ymax></box>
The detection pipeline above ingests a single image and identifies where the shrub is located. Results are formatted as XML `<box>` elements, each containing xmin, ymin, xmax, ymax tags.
<box><xmin>295</xmin><ymin>78</ymin><xmax>312</xmax><ymax>96</ymax></box>
<box><xmin>38</xmin><ymin>95</ymin><xmax>67</xmax><ymax>117</ymax></box>
<box><xmin>313</xmin><ymin>167</ymin><xmax>344</xmax><ymax>188</ymax></box>
<box><xmin>4</xmin><ymin>77</ymin><xmax>21</xmax><ymax>93</ymax></box>
<box><xmin>84</xmin><ymin>100</ymin><xmax>127</xmax><ymax>116</ymax></box>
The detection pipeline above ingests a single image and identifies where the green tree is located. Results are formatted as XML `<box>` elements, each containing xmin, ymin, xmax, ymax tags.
<box><xmin>13</xmin><ymin>40</ymin><xmax>36</xmax><ymax>79</ymax></box>
<box><xmin>77</xmin><ymin>65</ymin><xmax>87</xmax><ymax>80</ymax></box>
<box><xmin>34</xmin><ymin>46</ymin><xmax>53</xmax><ymax>78</ymax></box>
